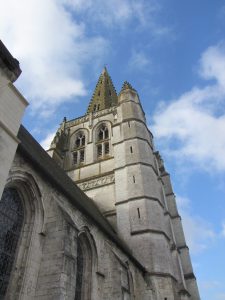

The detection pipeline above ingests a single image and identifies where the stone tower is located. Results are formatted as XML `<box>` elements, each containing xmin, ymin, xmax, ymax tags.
<box><xmin>48</xmin><ymin>68</ymin><xmax>200</xmax><ymax>300</ymax></box>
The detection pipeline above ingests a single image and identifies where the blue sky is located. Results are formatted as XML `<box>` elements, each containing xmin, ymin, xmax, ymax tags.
<box><xmin>1</xmin><ymin>1</ymin><xmax>225</xmax><ymax>299</ymax></box>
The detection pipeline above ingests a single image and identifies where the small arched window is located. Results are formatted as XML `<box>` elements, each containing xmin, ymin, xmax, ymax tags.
<box><xmin>96</xmin><ymin>124</ymin><xmax>110</xmax><ymax>159</ymax></box>
<box><xmin>72</xmin><ymin>132</ymin><xmax>86</xmax><ymax>165</ymax></box>
<box><xmin>0</xmin><ymin>188</ymin><xmax>24</xmax><ymax>298</ymax></box>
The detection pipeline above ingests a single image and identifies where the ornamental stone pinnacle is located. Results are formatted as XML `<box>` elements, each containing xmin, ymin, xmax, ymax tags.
<box><xmin>86</xmin><ymin>66</ymin><xmax>118</xmax><ymax>114</ymax></box>
<box><xmin>120</xmin><ymin>81</ymin><xmax>136</xmax><ymax>92</ymax></box>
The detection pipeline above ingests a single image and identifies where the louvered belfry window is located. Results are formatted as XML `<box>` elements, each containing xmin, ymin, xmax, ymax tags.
<box><xmin>96</xmin><ymin>124</ymin><xmax>110</xmax><ymax>159</ymax></box>
<box><xmin>72</xmin><ymin>132</ymin><xmax>86</xmax><ymax>165</ymax></box>
<box><xmin>0</xmin><ymin>188</ymin><xmax>24</xmax><ymax>298</ymax></box>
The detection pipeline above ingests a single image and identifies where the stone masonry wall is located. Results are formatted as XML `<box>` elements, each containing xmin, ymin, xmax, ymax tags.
<box><xmin>3</xmin><ymin>152</ymin><xmax>150</xmax><ymax>300</ymax></box>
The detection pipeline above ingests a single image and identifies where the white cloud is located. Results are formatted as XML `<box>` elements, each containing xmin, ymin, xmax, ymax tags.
<box><xmin>176</xmin><ymin>195</ymin><xmax>216</xmax><ymax>254</ymax></box>
<box><xmin>129</xmin><ymin>50</ymin><xmax>150</xmax><ymax>70</ymax></box>
<box><xmin>152</xmin><ymin>41</ymin><xmax>225</xmax><ymax>172</ymax></box>
<box><xmin>40</xmin><ymin>131</ymin><xmax>56</xmax><ymax>150</ymax></box>
<box><xmin>63</xmin><ymin>0</ymin><xmax>159</xmax><ymax>29</ymax></box>
<box><xmin>0</xmin><ymin>0</ymin><xmax>168</xmax><ymax>118</ymax></box>
<box><xmin>221</xmin><ymin>221</ymin><xmax>225</xmax><ymax>237</ymax></box>
<box><xmin>199</xmin><ymin>42</ymin><xmax>225</xmax><ymax>88</ymax></box>
<box><xmin>0</xmin><ymin>0</ymin><xmax>107</xmax><ymax>115</ymax></box>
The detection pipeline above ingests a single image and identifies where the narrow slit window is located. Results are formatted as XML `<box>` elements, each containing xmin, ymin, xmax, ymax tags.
<box><xmin>97</xmin><ymin>104</ymin><xmax>100</xmax><ymax>110</ymax></box>
<box><xmin>137</xmin><ymin>208</ymin><xmax>140</xmax><ymax>219</ymax></box>
<box><xmin>128</xmin><ymin>121</ymin><xmax>130</xmax><ymax>128</ymax></box>
<box><xmin>130</xmin><ymin>146</ymin><xmax>133</xmax><ymax>153</ymax></box>
<box><xmin>133</xmin><ymin>176</ymin><xmax>135</xmax><ymax>183</ymax></box>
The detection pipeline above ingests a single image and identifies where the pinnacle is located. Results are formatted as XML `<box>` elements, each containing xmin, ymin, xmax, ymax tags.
<box><xmin>121</xmin><ymin>81</ymin><xmax>136</xmax><ymax>92</ymax></box>
<box><xmin>102</xmin><ymin>66</ymin><xmax>107</xmax><ymax>74</ymax></box>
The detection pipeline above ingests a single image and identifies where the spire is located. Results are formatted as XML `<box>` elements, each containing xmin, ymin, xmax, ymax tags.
<box><xmin>87</xmin><ymin>67</ymin><xmax>118</xmax><ymax>114</ymax></box>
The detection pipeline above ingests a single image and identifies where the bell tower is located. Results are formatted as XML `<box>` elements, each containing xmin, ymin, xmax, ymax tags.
<box><xmin>48</xmin><ymin>68</ymin><xmax>200</xmax><ymax>300</ymax></box>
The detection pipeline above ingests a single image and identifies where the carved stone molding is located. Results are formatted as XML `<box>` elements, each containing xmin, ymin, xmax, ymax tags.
<box><xmin>66</xmin><ymin>107</ymin><xmax>117</xmax><ymax>128</ymax></box>
<box><xmin>77</xmin><ymin>174</ymin><xmax>115</xmax><ymax>191</ymax></box>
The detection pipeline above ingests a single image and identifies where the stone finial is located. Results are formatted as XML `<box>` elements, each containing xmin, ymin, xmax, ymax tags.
<box><xmin>120</xmin><ymin>81</ymin><xmax>136</xmax><ymax>93</ymax></box>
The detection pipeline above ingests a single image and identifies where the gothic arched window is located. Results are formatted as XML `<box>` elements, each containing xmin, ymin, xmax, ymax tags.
<box><xmin>74</xmin><ymin>232</ymin><xmax>92</xmax><ymax>300</ymax></box>
<box><xmin>72</xmin><ymin>132</ymin><xmax>86</xmax><ymax>165</ymax></box>
<box><xmin>96</xmin><ymin>124</ymin><xmax>110</xmax><ymax>159</ymax></box>
<box><xmin>74</xmin><ymin>241</ymin><xmax>83</xmax><ymax>300</ymax></box>
<box><xmin>0</xmin><ymin>188</ymin><xmax>24</xmax><ymax>298</ymax></box>
<box><xmin>75</xmin><ymin>132</ymin><xmax>85</xmax><ymax>148</ymax></box>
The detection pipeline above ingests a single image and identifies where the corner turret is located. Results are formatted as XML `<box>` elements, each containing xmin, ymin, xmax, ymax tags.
<box><xmin>47</xmin><ymin>117</ymin><xmax>69</xmax><ymax>167</ymax></box>
<box><xmin>117</xmin><ymin>80</ymin><xmax>146</xmax><ymax>123</ymax></box>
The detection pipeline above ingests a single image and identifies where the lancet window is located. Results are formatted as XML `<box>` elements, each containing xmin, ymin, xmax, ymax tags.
<box><xmin>96</xmin><ymin>124</ymin><xmax>110</xmax><ymax>159</ymax></box>
<box><xmin>74</xmin><ymin>241</ymin><xmax>83</xmax><ymax>300</ymax></box>
<box><xmin>74</xmin><ymin>232</ymin><xmax>92</xmax><ymax>300</ymax></box>
<box><xmin>72</xmin><ymin>132</ymin><xmax>86</xmax><ymax>165</ymax></box>
<box><xmin>0</xmin><ymin>188</ymin><xmax>24</xmax><ymax>298</ymax></box>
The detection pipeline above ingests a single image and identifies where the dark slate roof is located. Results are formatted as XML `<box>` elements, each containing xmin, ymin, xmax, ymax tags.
<box><xmin>0</xmin><ymin>40</ymin><xmax>21</xmax><ymax>81</ymax></box>
<box><xmin>17</xmin><ymin>125</ymin><xmax>146</xmax><ymax>273</ymax></box>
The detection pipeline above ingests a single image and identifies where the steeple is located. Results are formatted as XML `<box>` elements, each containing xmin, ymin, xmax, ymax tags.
<box><xmin>86</xmin><ymin>67</ymin><xmax>118</xmax><ymax>114</ymax></box>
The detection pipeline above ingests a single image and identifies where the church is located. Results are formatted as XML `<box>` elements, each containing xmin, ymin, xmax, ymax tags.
<box><xmin>0</xmin><ymin>41</ymin><xmax>200</xmax><ymax>299</ymax></box>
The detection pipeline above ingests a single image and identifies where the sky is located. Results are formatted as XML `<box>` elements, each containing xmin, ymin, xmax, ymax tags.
<box><xmin>1</xmin><ymin>1</ymin><xmax>225</xmax><ymax>299</ymax></box>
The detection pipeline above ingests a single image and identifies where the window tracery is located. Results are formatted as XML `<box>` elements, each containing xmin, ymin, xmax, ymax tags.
<box><xmin>72</xmin><ymin>132</ymin><xmax>86</xmax><ymax>165</ymax></box>
<box><xmin>96</xmin><ymin>124</ymin><xmax>110</xmax><ymax>159</ymax></box>
<box><xmin>75</xmin><ymin>132</ymin><xmax>85</xmax><ymax>148</ymax></box>
<box><xmin>0</xmin><ymin>188</ymin><xmax>24</xmax><ymax>298</ymax></box>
